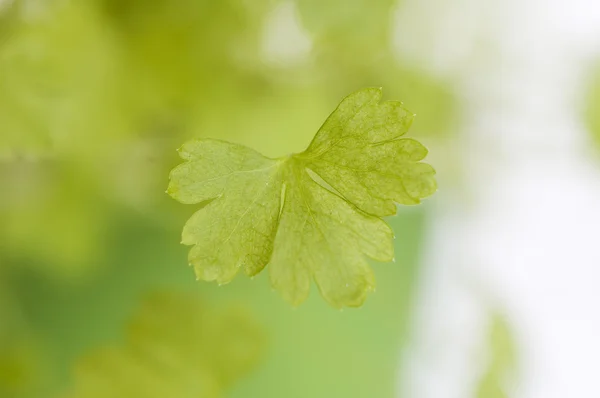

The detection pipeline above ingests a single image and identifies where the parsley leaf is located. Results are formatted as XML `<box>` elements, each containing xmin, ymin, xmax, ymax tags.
<box><xmin>168</xmin><ymin>88</ymin><xmax>436</xmax><ymax>308</ymax></box>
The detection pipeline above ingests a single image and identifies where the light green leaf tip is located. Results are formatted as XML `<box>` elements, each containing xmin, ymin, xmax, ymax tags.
<box><xmin>167</xmin><ymin>88</ymin><xmax>437</xmax><ymax>308</ymax></box>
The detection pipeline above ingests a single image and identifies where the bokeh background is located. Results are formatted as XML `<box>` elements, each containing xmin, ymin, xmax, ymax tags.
<box><xmin>1</xmin><ymin>0</ymin><xmax>599</xmax><ymax>397</ymax></box>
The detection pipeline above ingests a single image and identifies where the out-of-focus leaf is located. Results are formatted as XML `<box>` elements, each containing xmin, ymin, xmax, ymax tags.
<box><xmin>476</xmin><ymin>313</ymin><xmax>518</xmax><ymax>398</ymax></box>
<box><xmin>585</xmin><ymin>65</ymin><xmax>600</xmax><ymax>151</ymax></box>
<box><xmin>296</xmin><ymin>0</ymin><xmax>395</xmax><ymax>55</ymax></box>
<box><xmin>292</xmin><ymin>0</ymin><xmax>458</xmax><ymax>140</ymax></box>
<box><xmin>0</xmin><ymin>339</ymin><xmax>48</xmax><ymax>398</ymax></box>
<box><xmin>0</xmin><ymin>160</ymin><xmax>108</xmax><ymax>279</ymax></box>
<box><xmin>168</xmin><ymin>88</ymin><xmax>436</xmax><ymax>308</ymax></box>
<box><xmin>62</xmin><ymin>292</ymin><xmax>264</xmax><ymax>398</ymax></box>
<box><xmin>98</xmin><ymin>0</ymin><xmax>273</xmax><ymax>126</ymax></box>
<box><xmin>0</xmin><ymin>1</ymin><xmax>123</xmax><ymax>160</ymax></box>
<box><xmin>0</xmin><ymin>279</ymin><xmax>51</xmax><ymax>398</ymax></box>
<box><xmin>385</xmin><ymin>66</ymin><xmax>458</xmax><ymax>139</ymax></box>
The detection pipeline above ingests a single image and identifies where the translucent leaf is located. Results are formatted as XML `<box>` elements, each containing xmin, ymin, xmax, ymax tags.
<box><xmin>168</xmin><ymin>88</ymin><xmax>436</xmax><ymax>308</ymax></box>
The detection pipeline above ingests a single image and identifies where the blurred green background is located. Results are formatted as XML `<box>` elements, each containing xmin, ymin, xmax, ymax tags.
<box><xmin>0</xmin><ymin>0</ymin><xmax>521</xmax><ymax>397</ymax></box>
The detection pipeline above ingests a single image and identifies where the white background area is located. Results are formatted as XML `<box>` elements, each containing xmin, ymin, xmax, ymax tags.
<box><xmin>395</xmin><ymin>0</ymin><xmax>600</xmax><ymax>397</ymax></box>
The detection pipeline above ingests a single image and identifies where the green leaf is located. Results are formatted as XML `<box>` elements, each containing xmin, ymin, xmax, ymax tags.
<box><xmin>168</xmin><ymin>87</ymin><xmax>436</xmax><ymax>308</ymax></box>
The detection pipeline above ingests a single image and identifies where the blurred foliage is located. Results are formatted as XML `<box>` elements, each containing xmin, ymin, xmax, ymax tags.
<box><xmin>5</xmin><ymin>209</ymin><xmax>428</xmax><ymax>398</ymax></box>
<box><xmin>0</xmin><ymin>336</ymin><xmax>49</xmax><ymax>398</ymax></box>
<box><xmin>476</xmin><ymin>313</ymin><xmax>518</xmax><ymax>398</ymax></box>
<box><xmin>0</xmin><ymin>0</ymin><xmax>459</xmax><ymax>397</ymax></box>
<box><xmin>585</xmin><ymin>63</ymin><xmax>600</xmax><ymax>151</ymax></box>
<box><xmin>60</xmin><ymin>291</ymin><xmax>264</xmax><ymax>398</ymax></box>
<box><xmin>0</xmin><ymin>279</ymin><xmax>52</xmax><ymax>398</ymax></box>
<box><xmin>294</xmin><ymin>0</ymin><xmax>457</xmax><ymax>139</ymax></box>
<box><xmin>0</xmin><ymin>160</ymin><xmax>109</xmax><ymax>278</ymax></box>
<box><xmin>0</xmin><ymin>0</ymin><xmax>457</xmax><ymax>275</ymax></box>
<box><xmin>296</xmin><ymin>0</ymin><xmax>393</xmax><ymax>60</ymax></box>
